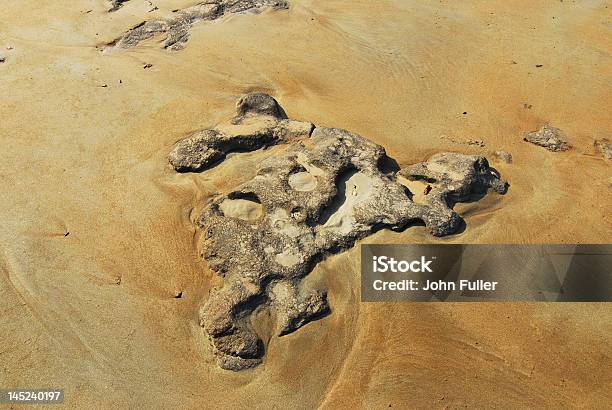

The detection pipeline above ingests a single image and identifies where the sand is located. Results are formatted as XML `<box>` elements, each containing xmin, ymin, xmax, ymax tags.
<box><xmin>0</xmin><ymin>0</ymin><xmax>610</xmax><ymax>408</ymax></box>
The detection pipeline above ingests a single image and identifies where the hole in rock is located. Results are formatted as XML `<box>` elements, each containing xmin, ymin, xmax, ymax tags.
<box><xmin>288</xmin><ymin>172</ymin><xmax>317</xmax><ymax>192</ymax></box>
<box><xmin>318</xmin><ymin>167</ymin><xmax>357</xmax><ymax>225</ymax></box>
<box><xmin>219</xmin><ymin>193</ymin><xmax>263</xmax><ymax>221</ymax></box>
<box><xmin>319</xmin><ymin>169</ymin><xmax>377</xmax><ymax>234</ymax></box>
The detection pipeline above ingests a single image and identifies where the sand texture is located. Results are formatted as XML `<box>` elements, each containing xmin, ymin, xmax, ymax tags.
<box><xmin>1</xmin><ymin>0</ymin><xmax>611</xmax><ymax>408</ymax></box>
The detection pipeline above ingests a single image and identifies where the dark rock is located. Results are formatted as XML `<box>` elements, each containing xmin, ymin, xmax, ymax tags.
<box><xmin>235</xmin><ymin>92</ymin><xmax>286</xmax><ymax>120</ymax></box>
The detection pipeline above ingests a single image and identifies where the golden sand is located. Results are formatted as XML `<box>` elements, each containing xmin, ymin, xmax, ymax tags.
<box><xmin>0</xmin><ymin>0</ymin><xmax>610</xmax><ymax>407</ymax></box>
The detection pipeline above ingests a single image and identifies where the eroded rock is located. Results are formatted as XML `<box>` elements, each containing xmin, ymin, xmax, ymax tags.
<box><xmin>398</xmin><ymin>153</ymin><xmax>507</xmax><ymax>236</ymax></box>
<box><xmin>171</xmin><ymin>94</ymin><xmax>508</xmax><ymax>370</ymax></box>
<box><xmin>523</xmin><ymin>124</ymin><xmax>571</xmax><ymax>152</ymax></box>
<box><xmin>109</xmin><ymin>1</ymin><xmax>289</xmax><ymax>50</ymax></box>
<box><xmin>168</xmin><ymin>93</ymin><xmax>312</xmax><ymax>172</ymax></box>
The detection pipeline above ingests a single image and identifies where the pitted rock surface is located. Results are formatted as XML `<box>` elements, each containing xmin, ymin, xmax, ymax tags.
<box><xmin>398</xmin><ymin>153</ymin><xmax>508</xmax><ymax>236</ymax></box>
<box><xmin>523</xmin><ymin>124</ymin><xmax>571</xmax><ymax>152</ymax></box>
<box><xmin>109</xmin><ymin>1</ymin><xmax>289</xmax><ymax>50</ymax></box>
<box><xmin>170</xmin><ymin>93</ymin><xmax>508</xmax><ymax>370</ymax></box>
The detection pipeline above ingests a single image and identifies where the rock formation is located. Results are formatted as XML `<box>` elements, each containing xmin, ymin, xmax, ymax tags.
<box><xmin>169</xmin><ymin>93</ymin><xmax>508</xmax><ymax>370</ymax></box>
<box><xmin>108</xmin><ymin>0</ymin><xmax>289</xmax><ymax>50</ymax></box>
<box><xmin>398</xmin><ymin>153</ymin><xmax>507</xmax><ymax>236</ymax></box>
<box><xmin>169</xmin><ymin>93</ymin><xmax>312</xmax><ymax>172</ymax></box>
<box><xmin>523</xmin><ymin>124</ymin><xmax>571</xmax><ymax>152</ymax></box>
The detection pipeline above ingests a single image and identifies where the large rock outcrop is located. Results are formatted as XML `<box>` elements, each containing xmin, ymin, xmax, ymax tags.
<box><xmin>169</xmin><ymin>93</ymin><xmax>508</xmax><ymax>370</ymax></box>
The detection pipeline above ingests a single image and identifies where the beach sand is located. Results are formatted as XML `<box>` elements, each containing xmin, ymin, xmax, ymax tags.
<box><xmin>0</xmin><ymin>0</ymin><xmax>610</xmax><ymax>408</ymax></box>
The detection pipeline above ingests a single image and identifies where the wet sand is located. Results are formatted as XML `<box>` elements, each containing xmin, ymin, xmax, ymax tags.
<box><xmin>1</xmin><ymin>0</ymin><xmax>610</xmax><ymax>408</ymax></box>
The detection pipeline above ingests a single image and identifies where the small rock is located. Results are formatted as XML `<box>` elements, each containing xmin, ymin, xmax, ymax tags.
<box><xmin>467</xmin><ymin>138</ymin><xmax>486</xmax><ymax>147</ymax></box>
<box><xmin>523</xmin><ymin>124</ymin><xmax>571</xmax><ymax>152</ymax></box>
<box><xmin>0</xmin><ymin>55</ymin><xmax>5</xmax><ymax>63</ymax></box>
<box><xmin>6</xmin><ymin>45</ymin><xmax>13</xmax><ymax>50</ymax></box>
<box><xmin>594</xmin><ymin>139</ymin><xmax>611</xmax><ymax>160</ymax></box>
<box><xmin>493</xmin><ymin>150</ymin><xmax>513</xmax><ymax>163</ymax></box>
<box><xmin>235</xmin><ymin>92</ymin><xmax>286</xmax><ymax>120</ymax></box>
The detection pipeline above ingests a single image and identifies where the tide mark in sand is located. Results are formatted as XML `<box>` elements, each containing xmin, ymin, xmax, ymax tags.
<box><xmin>107</xmin><ymin>0</ymin><xmax>289</xmax><ymax>51</ymax></box>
